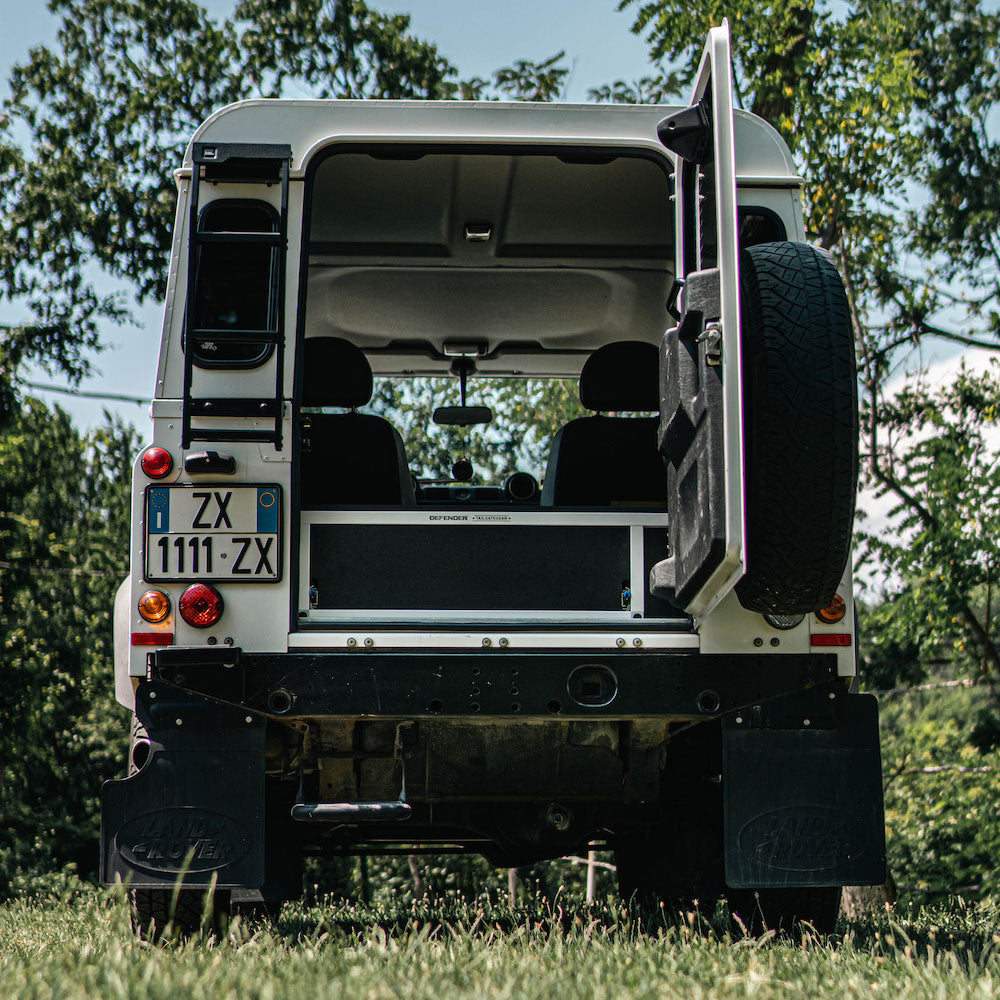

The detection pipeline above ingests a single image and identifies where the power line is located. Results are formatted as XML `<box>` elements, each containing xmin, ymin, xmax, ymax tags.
<box><xmin>22</xmin><ymin>380</ymin><xmax>149</xmax><ymax>406</ymax></box>
<box><xmin>0</xmin><ymin>563</ymin><xmax>127</xmax><ymax>577</ymax></box>
<box><xmin>900</xmin><ymin>764</ymin><xmax>992</xmax><ymax>775</ymax></box>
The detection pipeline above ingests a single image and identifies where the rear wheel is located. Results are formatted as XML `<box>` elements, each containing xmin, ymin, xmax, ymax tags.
<box><xmin>727</xmin><ymin>886</ymin><xmax>842</xmax><ymax>936</ymax></box>
<box><xmin>735</xmin><ymin>241</ymin><xmax>858</xmax><ymax>614</ymax></box>
<box><xmin>615</xmin><ymin>727</ymin><xmax>726</xmax><ymax>914</ymax></box>
<box><xmin>130</xmin><ymin>886</ymin><xmax>231</xmax><ymax>941</ymax></box>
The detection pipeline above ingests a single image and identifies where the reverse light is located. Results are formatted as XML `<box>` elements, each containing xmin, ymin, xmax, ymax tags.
<box><xmin>179</xmin><ymin>583</ymin><xmax>224</xmax><ymax>628</ymax></box>
<box><xmin>763</xmin><ymin>612</ymin><xmax>805</xmax><ymax>631</ymax></box>
<box><xmin>141</xmin><ymin>446</ymin><xmax>173</xmax><ymax>479</ymax></box>
<box><xmin>137</xmin><ymin>590</ymin><xmax>171</xmax><ymax>623</ymax></box>
<box><xmin>816</xmin><ymin>594</ymin><xmax>847</xmax><ymax>624</ymax></box>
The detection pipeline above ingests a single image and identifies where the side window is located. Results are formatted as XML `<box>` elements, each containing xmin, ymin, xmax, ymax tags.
<box><xmin>191</xmin><ymin>200</ymin><xmax>278</xmax><ymax>368</ymax></box>
<box><xmin>738</xmin><ymin>207</ymin><xmax>786</xmax><ymax>247</ymax></box>
<box><xmin>681</xmin><ymin>188</ymin><xmax>787</xmax><ymax>275</ymax></box>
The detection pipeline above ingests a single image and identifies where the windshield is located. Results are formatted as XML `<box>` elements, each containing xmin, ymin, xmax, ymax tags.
<box><xmin>370</xmin><ymin>375</ymin><xmax>582</xmax><ymax>484</ymax></box>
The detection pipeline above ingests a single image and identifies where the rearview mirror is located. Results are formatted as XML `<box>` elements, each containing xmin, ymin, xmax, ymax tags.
<box><xmin>433</xmin><ymin>406</ymin><xmax>493</xmax><ymax>426</ymax></box>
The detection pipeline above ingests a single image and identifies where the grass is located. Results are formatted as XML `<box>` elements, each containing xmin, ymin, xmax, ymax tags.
<box><xmin>3</xmin><ymin>889</ymin><xmax>1000</xmax><ymax>999</ymax></box>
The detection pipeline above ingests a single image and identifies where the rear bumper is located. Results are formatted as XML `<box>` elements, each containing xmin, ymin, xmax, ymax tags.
<box><xmin>146</xmin><ymin>646</ymin><xmax>839</xmax><ymax>720</ymax></box>
<box><xmin>101</xmin><ymin>650</ymin><xmax>885</xmax><ymax>893</ymax></box>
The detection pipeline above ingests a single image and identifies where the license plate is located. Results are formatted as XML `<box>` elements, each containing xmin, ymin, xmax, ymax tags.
<box><xmin>144</xmin><ymin>485</ymin><xmax>281</xmax><ymax>582</ymax></box>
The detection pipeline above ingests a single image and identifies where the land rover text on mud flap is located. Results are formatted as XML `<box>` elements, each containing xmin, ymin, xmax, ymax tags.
<box><xmin>102</xmin><ymin>23</ymin><xmax>885</xmax><ymax>937</ymax></box>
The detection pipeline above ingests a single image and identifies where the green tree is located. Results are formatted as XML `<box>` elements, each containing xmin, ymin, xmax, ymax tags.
<box><xmin>611</xmin><ymin>1</ymin><xmax>1000</xmax><ymax>681</ymax></box>
<box><xmin>858</xmin><ymin>363</ymin><xmax>1000</xmax><ymax>690</ymax></box>
<box><xmin>895</xmin><ymin>1</ymin><xmax>1000</xmax><ymax>350</ymax></box>
<box><xmin>0</xmin><ymin>0</ymin><xmax>570</xmax><ymax>401</ymax></box>
<box><xmin>372</xmin><ymin>376</ymin><xmax>583</xmax><ymax>484</ymax></box>
<box><xmin>881</xmin><ymin>705</ymin><xmax>1000</xmax><ymax>901</ymax></box>
<box><xmin>0</xmin><ymin>0</ymin><xmax>447</xmax><ymax>395</ymax></box>
<box><xmin>0</xmin><ymin>399</ymin><xmax>138</xmax><ymax>893</ymax></box>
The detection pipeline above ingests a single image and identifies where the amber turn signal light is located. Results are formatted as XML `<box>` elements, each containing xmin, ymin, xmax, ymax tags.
<box><xmin>137</xmin><ymin>590</ymin><xmax>171</xmax><ymax>623</ymax></box>
<box><xmin>179</xmin><ymin>583</ymin><xmax>224</xmax><ymax>628</ymax></box>
<box><xmin>816</xmin><ymin>594</ymin><xmax>847</xmax><ymax>624</ymax></box>
<box><xmin>140</xmin><ymin>446</ymin><xmax>173</xmax><ymax>479</ymax></box>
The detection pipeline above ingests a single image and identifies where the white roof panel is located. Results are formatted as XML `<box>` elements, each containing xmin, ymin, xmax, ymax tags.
<box><xmin>185</xmin><ymin>99</ymin><xmax>799</xmax><ymax>182</ymax></box>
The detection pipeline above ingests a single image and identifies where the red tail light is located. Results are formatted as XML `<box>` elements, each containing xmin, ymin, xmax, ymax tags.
<box><xmin>179</xmin><ymin>584</ymin><xmax>224</xmax><ymax>628</ymax></box>
<box><xmin>141</xmin><ymin>447</ymin><xmax>173</xmax><ymax>479</ymax></box>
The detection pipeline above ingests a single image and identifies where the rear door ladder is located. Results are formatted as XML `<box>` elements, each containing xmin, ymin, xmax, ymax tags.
<box><xmin>181</xmin><ymin>142</ymin><xmax>292</xmax><ymax>451</ymax></box>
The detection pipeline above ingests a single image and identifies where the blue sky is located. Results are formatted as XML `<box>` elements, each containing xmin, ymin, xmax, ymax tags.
<box><xmin>2</xmin><ymin>1</ymin><xmax>656</xmax><ymax>432</ymax></box>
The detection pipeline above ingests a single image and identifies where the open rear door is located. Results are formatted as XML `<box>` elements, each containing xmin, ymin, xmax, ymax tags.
<box><xmin>651</xmin><ymin>21</ymin><xmax>745</xmax><ymax>622</ymax></box>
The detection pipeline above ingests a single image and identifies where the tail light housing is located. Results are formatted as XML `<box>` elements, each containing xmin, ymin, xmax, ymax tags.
<box><xmin>763</xmin><ymin>612</ymin><xmax>805</xmax><ymax>630</ymax></box>
<box><xmin>137</xmin><ymin>590</ymin><xmax>171</xmax><ymax>623</ymax></box>
<box><xmin>179</xmin><ymin>584</ymin><xmax>224</xmax><ymax>628</ymax></box>
<box><xmin>141</xmin><ymin>447</ymin><xmax>173</xmax><ymax>479</ymax></box>
<box><xmin>816</xmin><ymin>594</ymin><xmax>847</xmax><ymax>624</ymax></box>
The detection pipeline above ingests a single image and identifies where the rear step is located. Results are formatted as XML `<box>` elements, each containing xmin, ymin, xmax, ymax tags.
<box><xmin>291</xmin><ymin>801</ymin><xmax>412</xmax><ymax>822</ymax></box>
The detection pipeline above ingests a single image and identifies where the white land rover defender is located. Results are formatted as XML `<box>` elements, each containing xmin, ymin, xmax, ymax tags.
<box><xmin>102</xmin><ymin>25</ymin><xmax>885</xmax><ymax>935</ymax></box>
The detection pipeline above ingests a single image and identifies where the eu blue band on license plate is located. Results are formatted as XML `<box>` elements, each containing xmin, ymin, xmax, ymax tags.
<box><xmin>148</xmin><ymin>488</ymin><xmax>171</xmax><ymax>533</ymax></box>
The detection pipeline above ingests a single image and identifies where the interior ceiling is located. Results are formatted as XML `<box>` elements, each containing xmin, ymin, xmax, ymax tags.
<box><xmin>304</xmin><ymin>147</ymin><xmax>674</xmax><ymax>377</ymax></box>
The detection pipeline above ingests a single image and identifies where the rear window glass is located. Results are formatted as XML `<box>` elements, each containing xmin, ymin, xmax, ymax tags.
<box><xmin>191</xmin><ymin>200</ymin><xmax>278</xmax><ymax>368</ymax></box>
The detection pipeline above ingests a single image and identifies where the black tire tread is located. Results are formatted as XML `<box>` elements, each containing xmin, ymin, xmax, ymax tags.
<box><xmin>735</xmin><ymin>241</ymin><xmax>858</xmax><ymax>614</ymax></box>
<box><xmin>130</xmin><ymin>887</ymin><xmax>230</xmax><ymax>941</ymax></box>
<box><xmin>727</xmin><ymin>885</ymin><xmax>842</xmax><ymax>936</ymax></box>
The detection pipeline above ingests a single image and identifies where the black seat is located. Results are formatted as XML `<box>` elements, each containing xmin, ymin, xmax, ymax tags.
<box><xmin>299</xmin><ymin>337</ymin><xmax>415</xmax><ymax>506</ymax></box>
<box><xmin>541</xmin><ymin>341</ymin><xmax>665</xmax><ymax>507</ymax></box>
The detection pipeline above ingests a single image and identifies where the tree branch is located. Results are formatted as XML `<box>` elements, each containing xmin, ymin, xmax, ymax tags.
<box><xmin>888</xmin><ymin>280</ymin><xmax>1000</xmax><ymax>348</ymax></box>
<box><xmin>904</xmin><ymin>316</ymin><xmax>1000</xmax><ymax>352</ymax></box>
<box><xmin>961</xmin><ymin>603</ymin><xmax>1000</xmax><ymax>680</ymax></box>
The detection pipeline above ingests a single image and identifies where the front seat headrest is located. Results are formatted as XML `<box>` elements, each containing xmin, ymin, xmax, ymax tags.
<box><xmin>302</xmin><ymin>337</ymin><xmax>373</xmax><ymax>408</ymax></box>
<box><xmin>579</xmin><ymin>341</ymin><xmax>660</xmax><ymax>412</ymax></box>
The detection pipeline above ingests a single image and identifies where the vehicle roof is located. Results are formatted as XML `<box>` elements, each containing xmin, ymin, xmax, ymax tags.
<box><xmin>183</xmin><ymin>99</ymin><xmax>800</xmax><ymax>183</ymax></box>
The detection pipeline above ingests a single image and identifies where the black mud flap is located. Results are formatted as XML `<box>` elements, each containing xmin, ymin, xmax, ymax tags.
<box><xmin>101</xmin><ymin>681</ymin><xmax>266</xmax><ymax>890</ymax></box>
<box><xmin>722</xmin><ymin>690</ymin><xmax>886</xmax><ymax>888</ymax></box>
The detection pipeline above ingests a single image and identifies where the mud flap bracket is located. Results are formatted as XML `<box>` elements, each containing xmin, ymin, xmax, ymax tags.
<box><xmin>101</xmin><ymin>681</ymin><xmax>266</xmax><ymax>890</ymax></box>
